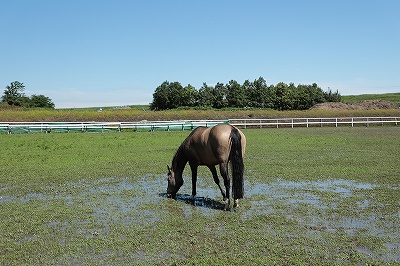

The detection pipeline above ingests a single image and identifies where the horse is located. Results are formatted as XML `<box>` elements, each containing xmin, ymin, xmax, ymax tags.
<box><xmin>166</xmin><ymin>123</ymin><xmax>246</xmax><ymax>210</ymax></box>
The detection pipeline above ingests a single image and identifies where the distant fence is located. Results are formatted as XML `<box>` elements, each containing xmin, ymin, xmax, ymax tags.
<box><xmin>229</xmin><ymin>117</ymin><xmax>400</xmax><ymax>128</ymax></box>
<box><xmin>0</xmin><ymin>120</ymin><xmax>229</xmax><ymax>134</ymax></box>
<box><xmin>0</xmin><ymin>117</ymin><xmax>398</xmax><ymax>134</ymax></box>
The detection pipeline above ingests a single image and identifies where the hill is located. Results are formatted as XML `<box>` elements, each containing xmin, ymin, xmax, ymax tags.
<box><xmin>311</xmin><ymin>92</ymin><xmax>400</xmax><ymax>111</ymax></box>
<box><xmin>310</xmin><ymin>100</ymin><xmax>396</xmax><ymax>110</ymax></box>
<box><xmin>341</xmin><ymin>92</ymin><xmax>399</xmax><ymax>104</ymax></box>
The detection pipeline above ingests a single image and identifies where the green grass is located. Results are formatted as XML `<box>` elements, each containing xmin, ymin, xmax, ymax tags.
<box><xmin>1</xmin><ymin>127</ymin><xmax>399</xmax><ymax>265</ymax></box>
<box><xmin>342</xmin><ymin>92</ymin><xmax>400</xmax><ymax>104</ymax></box>
<box><xmin>1</xmin><ymin>107</ymin><xmax>399</xmax><ymax>123</ymax></box>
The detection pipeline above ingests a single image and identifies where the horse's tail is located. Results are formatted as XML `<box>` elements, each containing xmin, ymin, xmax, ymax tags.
<box><xmin>229</xmin><ymin>126</ymin><xmax>244</xmax><ymax>199</ymax></box>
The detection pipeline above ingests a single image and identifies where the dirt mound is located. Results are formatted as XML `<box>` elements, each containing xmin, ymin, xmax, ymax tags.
<box><xmin>310</xmin><ymin>100</ymin><xmax>396</xmax><ymax>110</ymax></box>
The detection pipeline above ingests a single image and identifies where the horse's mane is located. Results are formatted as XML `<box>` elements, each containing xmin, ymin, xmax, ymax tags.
<box><xmin>171</xmin><ymin>144</ymin><xmax>184</xmax><ymax>169</ymax></box>
<box><xmin>171</xmin><ymin>128</ymin><xmax>200</xmax><ymax>169</ymax></box>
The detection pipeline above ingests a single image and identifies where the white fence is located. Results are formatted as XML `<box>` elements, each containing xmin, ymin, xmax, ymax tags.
<box><xmin>229</xmin><ymin>117</ymin><xmax>400</xmax><ymax>128</ymax></box>
<box><xmin>0</xmin><ymin>120</ymin><xmax>229</xmax><ymax>134</ymax></box>
<box><xmin>1</xmin><ymin>117</ymin><xmax>398</xmax><ymax>134</ymax></box>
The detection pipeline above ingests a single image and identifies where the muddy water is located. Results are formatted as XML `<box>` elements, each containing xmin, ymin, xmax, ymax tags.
<box><xmin>1</xmin><ymin>176</ymin><xmax>399</xmax><ymax>261</ymax></box>
<box><xmin>0</xmin><ymin>176</ymin><xmax>393</xmax><ymax>227</ymax></box>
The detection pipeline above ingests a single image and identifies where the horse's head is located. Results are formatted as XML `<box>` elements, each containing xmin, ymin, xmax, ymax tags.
<box><xmin>167</xmin><ymin>165</ymin><xmax>179</xmax><ymax>199</ymax></box>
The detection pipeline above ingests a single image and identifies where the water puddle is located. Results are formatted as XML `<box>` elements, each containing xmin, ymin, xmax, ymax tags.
<box><xmin>0</xmin><ymin>176</ymin><xmax>387</xmax><ymax>220</ymax></box>
<box><xmin>1</xmin><ymin>176</ymin><xmax>398</xmax><ymax>262</ymax></box>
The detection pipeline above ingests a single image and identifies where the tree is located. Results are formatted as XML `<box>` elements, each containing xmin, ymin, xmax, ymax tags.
<box><xmin>150</xmin><ymin>81</ymin><xmax>171</xmax><ymax>110</ymax></box>
<box><xmin>295</xmin><ymin>83</ymin><xmax>325</xmax><ymax>110</ymax></box>
<box><xmin>181</xmin><ymin>84</ymin><xmax>198</xmax><ymax>107</ymax></box>
<box><xmin>324</xmin><ymin>89</ymin><xmax>341</xmax><ymax>102</ymax></box>
<box><xmin>166</xmin><ymin>81</ymin><xmax>184</xmax><ymax>109</ymax></box>
<box><xmin>213</xmin><ymin>82</ymin><xmax>228</xmax><ymax>109</ymax></box>
<box><xmin>197</xmin><ymin>82</ymin><xmax>215</xmax><ymax>108</ymax></box>
<box><xmin>30</xmin><ymin>94</ymin><xmax>55</xmax><ymax>108</ymax></box>
<box><xmin>2</xmin><ymin>81</ymin><xmax>26</xmax><ymax>106</ymax></box>
<box><xmin>150</xmin><ymin>81</ymin><xmax>198</xmax><ymax>110</ymax></box>
<box><xmin>150</xmin><ymin>77</ymin><xmax>342</xmax><ymax>111</ymax></box>
<box><xmin>272</xmin><ymin>82</ymin><xmax>290</xmax><ymax>110</ymax></box>
<box><xmin>2</xmin><ymin>81</ymin><xmax>55</xmax><ymax>108</ymax></box>
<box><xmin>226</xmin><ymin>80</ymin><xmax>246</xmax><ymax>108</ymax></box>
<box><xmin>244</xmin><ymin>77</ymin><xmax>271</xmax><ymax>108</ymax></box>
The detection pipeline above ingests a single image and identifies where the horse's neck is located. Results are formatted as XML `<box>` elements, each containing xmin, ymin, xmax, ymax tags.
<box><xmin>172</xmin><ymin>146</ymin><xmax>188</xmax><ymax>176</ymax></box>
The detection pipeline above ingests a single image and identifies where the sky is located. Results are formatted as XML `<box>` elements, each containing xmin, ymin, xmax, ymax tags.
<box><xmin>1</xmin><ymin>0</ymin><xmax>399</xmax><ymax>108</ymax></box>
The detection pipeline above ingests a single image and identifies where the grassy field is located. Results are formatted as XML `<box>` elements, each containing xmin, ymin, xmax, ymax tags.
<box><xmin>0</xmin><ymin>107</ymin><xmax>399</xmax><ymax>123</ymax></box>
<box><xmin>0</xmin><ymin>127</ymin><xmax>399</xmax><ymax>265</ymax></box>
<box><xmin>342</xmin><ymin>92</ymin><xmax>400</xmax><ymax>104</ymax></box>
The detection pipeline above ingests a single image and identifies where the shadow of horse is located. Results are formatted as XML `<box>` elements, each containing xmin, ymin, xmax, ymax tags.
<box><xmin>159</xmin><ymin>193</ymin><xmax>227</xmax><ymax>211</ymax></box>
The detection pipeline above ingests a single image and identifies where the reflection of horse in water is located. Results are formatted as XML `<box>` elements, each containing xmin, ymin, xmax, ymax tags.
<box><xmin>167</xmin><ymin>124</ymin><xmax>246</xmax><ymax>210</ymax></box>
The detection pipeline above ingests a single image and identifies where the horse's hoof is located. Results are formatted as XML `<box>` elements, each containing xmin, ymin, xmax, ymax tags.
<box><xmin>233</xmin><ymin>199</ymin><xmax>239</xmax><ymax>208</ymax></box>
<box><xmin>224</xmin><ymin>199</ymin><xmax>230</xmax><ymax>211</ymax></box>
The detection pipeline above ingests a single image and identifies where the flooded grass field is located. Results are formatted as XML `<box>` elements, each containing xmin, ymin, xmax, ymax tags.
<box><xmin>1</xmin><ymin>127</ymin><xmax>399</xmax><ymax>265</ymax></box>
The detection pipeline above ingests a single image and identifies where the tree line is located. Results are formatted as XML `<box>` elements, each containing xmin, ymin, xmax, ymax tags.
<box><xmin>1</xmin><ymin>81</ymin><xmax>55</xmax><ymax>108</ymax></box>
<box><xmin>150</xmin><ymin>77</ymin><xmax>341</xmax><ymax>111</ymax></box>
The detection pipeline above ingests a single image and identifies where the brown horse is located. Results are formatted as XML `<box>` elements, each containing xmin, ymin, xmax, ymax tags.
<box><xmin>167</xmin><ymin>124</ymin><xmax>246</xmax><ymax>210</ymax></box>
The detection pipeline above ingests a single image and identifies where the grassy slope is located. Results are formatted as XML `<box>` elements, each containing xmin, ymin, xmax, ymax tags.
<box><xmin>341</xmin><ymin>92</ymin><xmax>400</xmax><ymax>104</ymax></box>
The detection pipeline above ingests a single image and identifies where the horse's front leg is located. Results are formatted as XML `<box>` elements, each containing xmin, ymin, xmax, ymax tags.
<box><xmin>189</xmin><ymin>162</ymin><xmax>198</xmax><ymax>200</ymax></box>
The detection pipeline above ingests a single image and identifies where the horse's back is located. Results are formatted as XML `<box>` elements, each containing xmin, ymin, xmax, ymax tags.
<box><xmin>209</xmin><ymin>124</ymin><xmax>234</xmax><ymax>150</ymax></box>
<box><xmin>210</xmin><ymin>124</ymin><xmax>246</xmax><ymax>158</ymax></box>
<box><xmin>186</xmin><ymin>124</ymin><xmax>245</xmax><ymax>165</ymax></box>
<box><xmin>209</xmin><ymin>124</ymin><xmax>246</xmax><ymax>162</ymax></box>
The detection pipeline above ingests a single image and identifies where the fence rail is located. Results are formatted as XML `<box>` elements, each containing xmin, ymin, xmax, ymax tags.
<box><xmin>0</xmin><ymin>117</ymin><xmax>398</xmax><ymax>134</ymax></box>
<box><xmin>0</xmin><ymin>120</ymin><xmax>229</xmax><ymax>134</ymax></box>
<box><xmin>229</xmin><ymin>117</ymin><xmax>399</xmax><ymax>128</ymax></box>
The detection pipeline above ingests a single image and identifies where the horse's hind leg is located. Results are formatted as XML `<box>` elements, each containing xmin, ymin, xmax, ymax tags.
<box><xmin>219</xmin><ymin>163</ymin><xmax>231</xmax><ymax>210</ymax></box>
<box><xmin>208</xmin><ymin>165</ymin><xmax>227</xmax><ymax>200</ymax></box>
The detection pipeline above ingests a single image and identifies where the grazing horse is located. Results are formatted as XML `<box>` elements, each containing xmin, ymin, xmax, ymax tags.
<box><xmin>167</xmin><ymin>124</ymin><xmax>246</xmax><ymax>210</ymax></box>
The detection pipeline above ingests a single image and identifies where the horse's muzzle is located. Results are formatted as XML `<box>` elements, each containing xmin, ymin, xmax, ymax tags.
<box><xmin>167</xmin><ymin>193</ymin><xmax>176</xmax><ymax>199</ymax></box>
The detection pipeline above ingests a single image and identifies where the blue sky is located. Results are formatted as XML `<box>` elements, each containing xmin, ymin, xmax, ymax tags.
<box><xmin>1</xmin><ymin>0</ymin><xmax>399</xmax><ymax>108</ymax></box>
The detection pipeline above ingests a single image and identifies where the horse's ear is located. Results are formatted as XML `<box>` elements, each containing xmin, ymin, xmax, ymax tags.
<box><xmin>167</xmin><ymin>165</ymin><xmax>170</xmax><ymax>171</ymax></box>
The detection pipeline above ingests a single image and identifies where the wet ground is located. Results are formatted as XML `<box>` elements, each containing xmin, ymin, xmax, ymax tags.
<box><xmin>1</xmin><ymin>176</ymin><xmax>399</xmax><ymax>263</ymax></box>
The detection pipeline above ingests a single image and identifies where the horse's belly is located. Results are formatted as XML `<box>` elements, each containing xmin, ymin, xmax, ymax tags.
<box><xmin>195</xmin><ymin>147</ymin><xmax>223</xmax><ymax>165</ymax></box>
<box><xmin>199</xmin><ymin>156</ymin><xmax>220</xmax><ymax>166</ymax></box>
